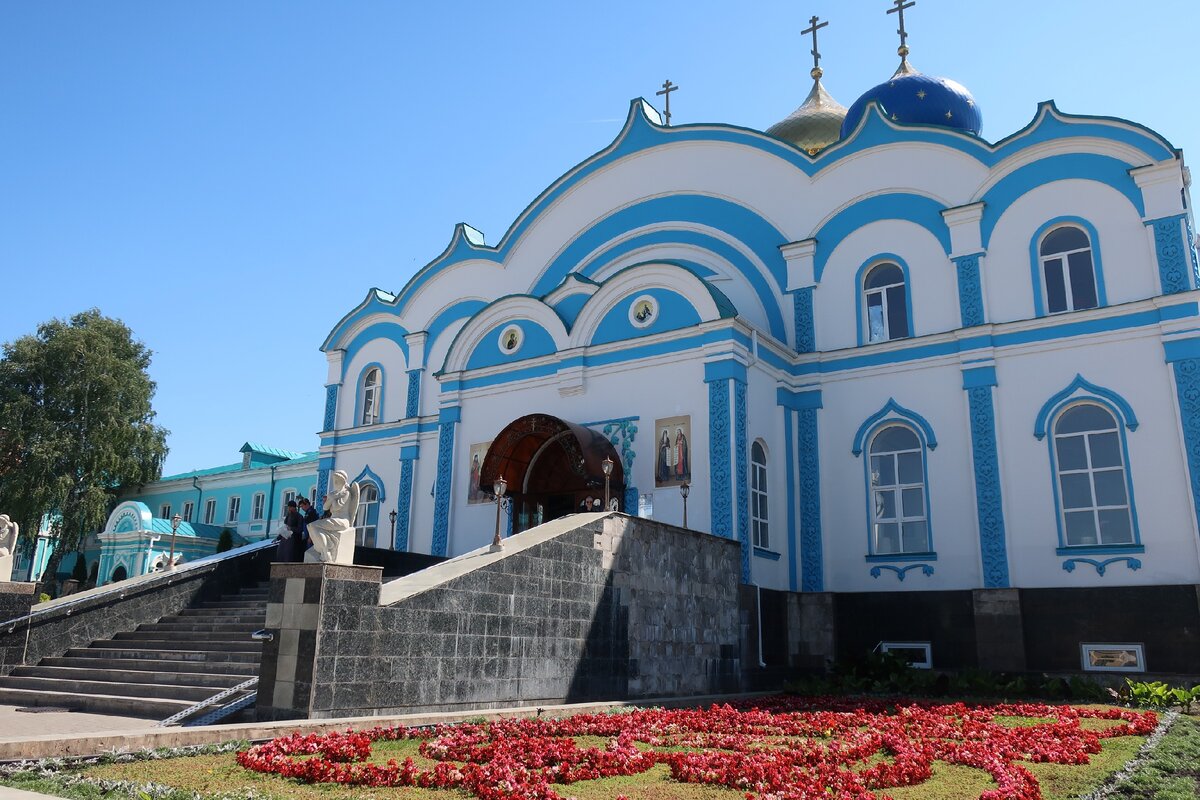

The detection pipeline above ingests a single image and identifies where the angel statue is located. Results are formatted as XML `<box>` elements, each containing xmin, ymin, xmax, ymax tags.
<box><xmin>304</xmin><ymin>471</ymin><xmax>360</xmax><ymax>565</ymax></box>
<box><xmin>0</xmin><ymin>514</ymin><xmax>18</xmax><ymax>579</ymax></box>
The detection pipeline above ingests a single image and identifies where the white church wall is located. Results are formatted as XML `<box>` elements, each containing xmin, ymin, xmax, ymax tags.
<box><xmin>814</xmin><ymin>218</ymin><xmax>959</xmax><ymax>352</ymax></box>
<box><xmin>745</xmin><ymin>366</ymin><xmax>790</xmax><ymax>590</ymax></box>
<box><xmin>336</xmin><ymin>335</ymin><xmax>408</xmax><ymax>430</ymax></box>
<box><xmin>810</xmin><ymin>143</ymin><xmax>987</xmax><ymax>216</ymax></box>
<box><xmin>818</xmin><ymin>360</ymin><xmax>985</xmax><ymax>593</ymax></box>
<box><xmin>983</xmin><ymin>179</ymin><xmax>1155</xmax><ymax>325</ymax></box>
<box><xmin>405</xmin><ymin>429</ymin><xmax>440</xmax><ymax>555</ymax></box>
<box><xmin>992</xmin><ymin>333</ymin><xmax>1200</xmax><ymax>588</ymax></box>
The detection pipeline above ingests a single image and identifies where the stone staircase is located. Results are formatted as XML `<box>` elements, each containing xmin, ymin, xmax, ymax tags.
<box><xmin>0</xmin><ymin>582</ymin><xmax>268</xmax><ymax>721</ymax></box>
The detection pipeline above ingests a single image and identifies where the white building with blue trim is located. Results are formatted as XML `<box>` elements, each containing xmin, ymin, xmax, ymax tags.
<box><xmin>312</xmin><ymin>39</ymin><xmax>1200</xmax><ymax>607</ymax></box>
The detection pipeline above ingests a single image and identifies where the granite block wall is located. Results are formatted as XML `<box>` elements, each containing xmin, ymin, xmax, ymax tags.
<box><xmin>0</xmin><ymin>544</ymin><xmax>272</xmax><ymax>675</ymax></box>
<box><xmin>257</xmin><ymin>514</ymin><xmax>741</xmax><ymax>720</ymax></box>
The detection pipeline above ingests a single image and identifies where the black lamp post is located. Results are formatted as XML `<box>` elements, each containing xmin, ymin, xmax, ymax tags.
<box><xmin>680</xmin><ymin>481</ymin><xmax>690</xmax><ymax>529</ymax></box>
<box><xmin>389</xmin><ymin>508</ymin><xmax>397</xmax><ymax>546</ymax></box>
<box><xmin>168</xmin><ymin>514</ymin><xmax>182</xmax><ymax>570</ymax></box>
<box><xmin>492</xmin><ymin>476</ymin><xmax>508</xmax><ymax>550</ymax></box>
<box><xmin>601</xmin><ymin>456</ymin><xmax>614</xmax><ymax>510</ymax></box>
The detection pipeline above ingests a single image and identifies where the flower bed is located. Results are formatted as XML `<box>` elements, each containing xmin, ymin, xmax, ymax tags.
<box><xmin>236</xmin><ymin>697</ymin><xmax>1156</xmax><ymax>800</ymax></box>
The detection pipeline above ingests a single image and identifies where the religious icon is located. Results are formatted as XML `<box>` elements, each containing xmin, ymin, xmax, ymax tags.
<box><xmin>466</xmin><ymin>441</ymin><xmax>493</xmax><ymax>504</ymax></box>
<box><xmin>630</xmin><ymin>296</ymin><xmax>656</xmax><ymax>326</ymax></box>
<box><xmin>607</xmin><ymin>496</ymin><xmax>620</xmax><ymax>512</ymax></box>
<box><xmin>498</xmin><ymin>325</ymin><xmax>522</xmax><ymax>353</ymax></box>
<box><xmin>654</xmin><ymin>415</ymin><xmax>691</xmax><ymax>487</ymax></box>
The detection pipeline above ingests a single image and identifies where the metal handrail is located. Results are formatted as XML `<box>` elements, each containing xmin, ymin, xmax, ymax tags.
<box><xmin>0</xmin><ymin>538</ymin><xmax>276</xmax><ymax>632</ymax></box>
<box><xmin>158</xmin><ymin>676</ymin><xmax>259</xmax><ymax>727</ymax></box>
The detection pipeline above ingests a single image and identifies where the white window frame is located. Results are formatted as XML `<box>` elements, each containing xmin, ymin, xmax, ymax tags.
<box><xmin>1039</xmin><ymin>226</ymin><xmax>1098</xmax><ymax>314</ymax></box>
<box><xmin>310</xmin><ymin>487</ymin><xmax>318</xmax><ymax>505</ymax></box>
<box><xmin>750</xmin><ymin>441</ymin><xmax>769</xmax><ymax>549</ymax></box>
<box><xmin>159</xmin><ymin>503</ymin><xmax>171</xmax><ymax>520</ymax></box>
<box><xmin>880</xmin><ymin>641</ymin><xmax>933</xmax><ymax>669</ymax></box>
<box><xmin>354</xmin><ymin>483</ymin><xmax>380</xmax><ymax>548</ymax></box>
<box><xmin>203</xmin><ymin>498</ymin><xmax>216</xmax><ymax>525</ymax></box>
<box><xmin>1053</xmin><ymin>403</ymin><xmax>1134</xmax><ymax>547</ymax></box>
<box><xmin>1081</xmin><ymin>643</ymin><xmax>1145</xmax><ymax>673</ymax></box>
<box><xmin>863</xmin><ymin>263</ymin><xmax>908</xmax><ymax>343</ymax></box>
<box><xmin>227</xmin><ymin>496</ymin><xmax>241</xmax><ymax>523</ymax></box>
<box><xmin>281</xmin><ymin>490</ymin><xmax>297</xmax><ymax>516</ymax></box>
<box><xmin>251</xmin><ymin>492</ymin><xmax>265</xmax><ymax>521</ymax></box>
<box><xmin>868</xmin><ymin>425</ymin><xmax>929</xmax><ymax>555</ymax></box>
<box><xmin>181</xmin><ymin>501</ymin><xmax>194</xmax><ymax>523</ymax></box>
<box><xmin>361</xmin><ymin>367</ymin><xmax>381</xmax><ymax>426</ymax></box>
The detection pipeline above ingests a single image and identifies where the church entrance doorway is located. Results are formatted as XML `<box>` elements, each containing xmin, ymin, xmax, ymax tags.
<box><xmin>480</xmin><ymin>414</ymin><xmax>625</xmax><ymax>533</ymax></box>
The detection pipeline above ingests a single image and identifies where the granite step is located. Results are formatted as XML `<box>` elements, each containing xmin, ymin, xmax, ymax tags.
<box><xmin>136</xmin><ymin>622</ymin><xmax>263</xmax><ymax>634</ymax></box>
<box><xmin>173</xmin><ymin>608</ymin><xmax>268</xmax><ymax>620</ymax></box>
<box><xmin>43</xmin><ymin>655</ymin><xmax>259</xmax><ymax>674</ymax></box>
<box><xmin>197</xmin><ymin>600</ymin><xmax>268</xmax><ymax>610</ymax></box>
<box><xmin>0</xmin><ymin>687</ymin><xmax>192</xmax><ymax>719</ymax></box>
<box><xmin>9</xmin><ymin>665</ymin><xmax>248</xmax><ymax>689</ymax></box>
<box><xmin>91</xmin><ymin>638</ymin><xmax>262</xmax><ymax>653</ymax></box>
<box><xmin>112</xmin><ymin>630</ymin><xmax>264</xmax><ymax>644</ymax></box>
<box><xmin>64</xmin><ymin>646</ymin><xmax>262</xmax><ymax>664</ymax></box>
<box><xmin>0</xmin><ymin>675</ymin><xmax>221</xmax><ymax>702</ymax></box>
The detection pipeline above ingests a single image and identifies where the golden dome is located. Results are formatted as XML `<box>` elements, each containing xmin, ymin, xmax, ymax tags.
<box><xmin>766</xmin><ymin>68</ymin><xmax>848</xmax><ymax>155</ymax></box>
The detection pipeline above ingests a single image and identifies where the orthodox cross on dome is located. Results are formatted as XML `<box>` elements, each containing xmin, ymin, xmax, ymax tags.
<box><xmin>656</xmin><ymin>79</ymin><xmax>679</xmax><ymax>126</ymax></box>
<box><xmin>802</xmin><ymin>15</ymin><xmax>829</xmax><ymax>79</ymax></box>
<box><xmin>887</xmin><ymin>0</ymin><xmax>915</xmax><ymax>63</ymax></box>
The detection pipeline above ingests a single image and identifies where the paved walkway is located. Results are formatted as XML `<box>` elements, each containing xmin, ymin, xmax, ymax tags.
<box><xmin>0</xmin><ymin>787</ymin><xmax>60</xmax><ymax>800</ymax></box>
<box><xmin>0</xmin><ymin>705</ymin><xmax>153</xmax><ymax>741</ymax></box>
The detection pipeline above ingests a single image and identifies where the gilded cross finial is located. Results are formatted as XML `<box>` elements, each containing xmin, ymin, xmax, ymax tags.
<box><xmin>801</xmin><ymin>15</ymin><xmax>829</xmax><ymax>80</ymax></box>
<box><xmin>656</xmin><ymin>79</ymin><xmax>679</xmax><ymax>127</ymax></box>
<box><xmin>887</xmin><ymin>0</ymin><xmax>915</xmax><ymax>63</ymax></box>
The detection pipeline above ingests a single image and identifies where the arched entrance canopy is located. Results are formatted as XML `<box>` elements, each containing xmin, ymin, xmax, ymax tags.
<box><xmin>480</xmin><ymin>413</ymin><xmax>625</xmax><ymax>530</ymax></box>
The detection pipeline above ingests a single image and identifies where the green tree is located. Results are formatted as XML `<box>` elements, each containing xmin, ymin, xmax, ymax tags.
<box><xmin>216</xmin><ymin>528</ymin><xmax>233</xmax><ymax>553</ymax></box>
<box><xmin>0</xmin><ymin>309</ymin><xmax>169</xmax><ymax>581</ymax></box>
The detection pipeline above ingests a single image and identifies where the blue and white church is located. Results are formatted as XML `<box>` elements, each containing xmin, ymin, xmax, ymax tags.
<box><xmin>65</xmin><ymin>9</ymin><xmax>1200</xmax><ymax>670</ymax></box>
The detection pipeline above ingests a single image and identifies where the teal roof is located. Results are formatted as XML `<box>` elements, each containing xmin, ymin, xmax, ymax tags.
<box><xmin>157</xmin><ymin>450</ymin><xmax>317</xmax><ymax>483</ymax></box>
<box><xmin>239</xmin><ymin>442</ymin><xmax>307</xmax><ymax>460</ymax></box>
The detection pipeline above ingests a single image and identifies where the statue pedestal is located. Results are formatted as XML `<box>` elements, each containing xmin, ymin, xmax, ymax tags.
<box><xmin>0</xmin><ymin>581</ymin><xmax>36</xmax><ymax>620</ymax></box>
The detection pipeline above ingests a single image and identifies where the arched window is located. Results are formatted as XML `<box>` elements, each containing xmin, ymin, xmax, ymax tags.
<box><xmin>863</xmin><ymin>263</ymin><xmax>909</xmax><ymax>343</ymax></box>
<box><xmin>354</xmin><ymin>483</ymin><xmax>380</xmax><ymax>548</ymax></box>
<box><xmin>868</xmin><ymin>426</ymin><xmax>929</xmax><ymax>554</ymax></box>
<box><xmin>1053</xmin><ymin>403</ymin><xmax>1134</xmax><ymax>546</ymax></box>
<box><xmin>1040</xmin><ymin>226</ymin><xmax>1098</xmax><ymax>314</ymax></box>
<box><xmin>750</xmin><ymin>441</ymin><xmax>769</xmax><ymax>549</ymax></box>
<box><xmin>360</xmin><ymin>367</ymin><xmax>381</xmax><ymax>426</ymax></box>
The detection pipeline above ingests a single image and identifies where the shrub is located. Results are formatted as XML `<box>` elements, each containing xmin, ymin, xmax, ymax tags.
<box><xmin>217</xmin><ymin>529</ymin><xmax>233</xmax><ymax>553</ymax></box>
<box><xmin>70</xmin><ymin>555</ymin><xmax>87</xmax><ymax>583</ymax></box>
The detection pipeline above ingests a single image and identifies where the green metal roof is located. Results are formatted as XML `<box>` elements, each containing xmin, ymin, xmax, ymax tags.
<box><xmin>239</xmin><ymin>442</ymin><xmax>308</xmax><ymax>460</ymax></box>
<box><xmin>157</xmin><ymin>450</ymin><xmax>317</xmax><ymax>483</ymax></box>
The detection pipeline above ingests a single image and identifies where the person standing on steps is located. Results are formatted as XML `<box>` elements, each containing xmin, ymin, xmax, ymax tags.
<box><xmin>280</xmin><ymin>500</ymin><xmax>304</xmax><ymax>563</ymax></box>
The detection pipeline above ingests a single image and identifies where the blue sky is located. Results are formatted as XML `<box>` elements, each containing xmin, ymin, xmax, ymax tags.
<box><xmin>3</xmin><ymin>0</ymin><xmax>1196</xmax><ymax>476</ymax></box>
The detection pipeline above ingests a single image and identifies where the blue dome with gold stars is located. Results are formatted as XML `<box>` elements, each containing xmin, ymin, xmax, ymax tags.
<box><xmin>840</xmin><ymin>61</ymin><xmax>982</xmax><ymax>138</ymax></box>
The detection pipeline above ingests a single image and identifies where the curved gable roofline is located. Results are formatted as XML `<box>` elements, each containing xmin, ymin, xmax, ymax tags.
<box><xmin>597</xmin><ymin>260</ymin><xmax>739</xmax><ymax>320</ymax></box>
<box><xmin>322</xmin><ymin>288</ymin><xmax>399</xmax><ymax>352</ymax></box>
<box><xmin>326</xmin><ymin>97</ymin><xmax>1178</xmax><ymax>347</ymax></box>
<box><xmin>439</xmin><ymin>293</ymin><xmax>570</xmax><ymax>376</ymax></box>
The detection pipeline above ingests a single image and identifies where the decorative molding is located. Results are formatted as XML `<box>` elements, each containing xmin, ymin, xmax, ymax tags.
<box><xmin>405</xmin><ymin>369</ymin><xmax>422</xmax><ymax>419</ymax></box>
<box><xmin>1171</xmin><ymin>356</ymin><xmax>1200</xmax><ymax>532</ymax></box>
<box><xmin>797</xmin><ymin>407</ymin><xmax>824</xmax><ymax>592</ymax></box>
<box><xmin>953</xmin><ymin>253</ymin><xmax>986</xmax><ymax>327</ymax></box>
<box><xmin>350</xmin><ymin>465</ymin><xmax>386</xmax><ymax>502</ymax></box>
<box><xmin>598</xmin><ymin>417</ymin><xmax>640</xmax><ymax>474</ymax></box>
<box><xmin>315</xmin><ymin>469</ymin><xmax>331</xmax><ymax>516</ymax></box>
<box><xmin>966</xmin><ymin>385</ymin><xmax>1011</xmax><ymax>588</ymax></box>
<box><xmin>1062</xmin><ymin>556</ymin><xmax>1142</xmax><ymax>576</ymax></box>
<box><xmin>624</xmin><ymin>486</ymin><xmax>638</xmax><ymax>517</ymax></box>
<box><xmin>793</xmin><ymin>288</ymin><xmax>815</xmax><ymax>353</ymax></box>
<box><xmin>1034</xmin><ymin>374</ymin><xmax>1139</xmax><ymax>440</ymax></box>
<box><xmin>870</xmin><ymin>563</ymin><xmax>935</xmax><ymax>581</ymax></box>
<box><xmin>708</xmin><ymin>379</ymin><xmax>732</xmax><ymax>541</ymax></box>
<box><xmin>1147</xmin><ymin>214</ymin><xmax>1191</xmax><ymax>294</ymax></box>
<box><xmin>431</xmin><ymin>415</ymin><xmax>457</xmax><ymax>557</ymax></box>
<box><xmin>734</xmin><ymin>380</ymin><xmax>750</xmax><ymax>583</ymax></box>
<box><xmin>395</xmin><ymin>459</ymin><xmax>413</xmax><ymax>552</ymax></box>
<box><xmin>852</xmin><ymin>398</ymin><xmax>939</xmax><ymax>455</ymax></box>
<box><xmin>322</xmin><ymin>385</ymin><xmax>338</xmax><ymax>432</ymax></box>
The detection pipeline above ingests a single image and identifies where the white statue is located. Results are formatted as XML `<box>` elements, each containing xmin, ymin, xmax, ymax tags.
<box><xmin>303</xmin><ymin>471</ymin><xmax>360</xmax><ymax>565</ymax></box>
<box><xmin>0</xmin><ymin>515</ymin><xmax>18</xmax><ymax>582</ymax></box>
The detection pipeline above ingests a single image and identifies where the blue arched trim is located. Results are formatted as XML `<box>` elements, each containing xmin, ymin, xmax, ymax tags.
<box><xmin>353</xmin><ymin>362</ymin><xmax>385</xmax><ymax>427</ymax></box>
<box><xmin>1028</xmin><ymin>217</ymin><xmax>1109</xmax><ymax>317</ymax></box>
<box><xmin>321</xmin><ymin>99</ymin><xmax>1174</xmax><ymax>344</ymax></box>
<box><xmin>321</xmin><ymin>289</ymin><xmax>399</xmax><ymax>351</ymax></box>
<box><xmin>590</xmin><ymin>287</ymin><xmax>704</xmax><ymax>346</ymax></box>
<box><xmin>852</xmin><ymin>398</ymin><xmax>939</xmax><ymax>456</ymax></box>
<box><xmin>466</xmin><ymin>318</ymin><xmax>559</xmax><ymax>369</ymax></box>
<box><xmin>813</xmin><ymin>194</ymin><xmax>951</xmax><ymax>283</ymax></box>
<box><xmin>575</xmin><ymin>231</ymin><xmax>784</xmax><ymax>340</ymax></box>
<box><xmin>854</xmin><ymin>253</ymin><xmax>916</xmax><ymax>346</ymax></box>
<box><xmin>1036</xmin><ymin>376</ymin><xmax>1143</xmax><ymax>553</ymax></box>
<box><xmin>351</xmin><ymin>465</ymin><xmax>386</xmax><ymax>502</ymax></box>
<box><xmin>1033</xmin><ymin>374</ymin><xmax>1139</xmax><ymax>440</ymax></box>
<box><xmin>340</xmin><ymin>323</ymin><xmax>409</xmax><ymax>382</ymax></box>
<box><xmin>532</xmin><ymin>195</ymin><xmax>790</xmax><ymax>296</ymax></box>
<box><xmin>981</xmin><ymin>154</ymin><xmax>1145</xmax><ymax>248</ymax></box>
<box><xmin>426</xmin><ymin>299</ymin><xmax>489</xmax><ymax>354</ymax></box>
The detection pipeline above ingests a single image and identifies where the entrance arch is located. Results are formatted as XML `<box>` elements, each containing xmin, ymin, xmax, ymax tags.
<box><xmin>480</xmin><ymin>414</ymin><xmax>625</xmax><ymax>532</ymax></box>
